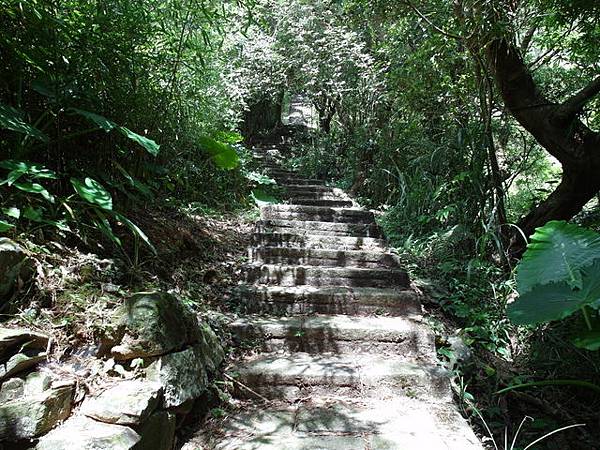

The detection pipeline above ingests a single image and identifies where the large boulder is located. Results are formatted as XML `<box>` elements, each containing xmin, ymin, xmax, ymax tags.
<box><xmin>110</xmin><ymin>292</ymin><xmax>202</xmax><ymax>360</ymax></box>
<box><xmin>35</xmin><ymin>415</ymin><xmax>141</xmax><ymax>450</ymax></box>
<box><xmin>0</xmin><ymin>328</ymin><xmax>49</xmax><ymax>380</ymax></box>
<box><xmin>0</xmin><ymin>238</ymin><xmax>33</xmax><ymax>299</ymax></box>
<box><xmin>81</xmin><ymin>379</ymin><xmax>162</xmax><ymax>426</ymax></box>
<box><xmin>145</xmin><ymin>345</ymin><xmax>209</xmax><ymax>409</ymax></box>
<box><xmin>0</xmin><ymin>373</ymin><xmax>74</xmax><ymax>441</ymax></box>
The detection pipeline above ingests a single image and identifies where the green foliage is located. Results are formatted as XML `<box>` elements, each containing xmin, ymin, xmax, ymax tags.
<box><xmin>71</xmin><ymin>178</ymin><xmax>113</xmax><ymax>210</ymax></box>
<box><xmin>0</xmin><ymin>103</ymin><xmax>48</xmax><ymax>142</ymax></box>
<box><xmin>198</xmin><ymin>136</ymin><xmax>240</xmax><ymax>170</ymax></box>
<box><xmin>515</xmin><ymin>221</ymin><xmax>600</xmax><ymax>294</ymax></box>
<box><xmin>509</xmin><ymin>221</ymin><xmax>600</xmax><ymax>350</ymax></box>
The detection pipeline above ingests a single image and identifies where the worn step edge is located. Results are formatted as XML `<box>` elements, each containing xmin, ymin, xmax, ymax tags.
<box><xmin>252</xmin><ymin>232</ymin><xmax>386</xmax><ymax>250</ymax></box>
<box><xmin>250</xmin><ymin>247</ymin><xmax>401</xmax><ymax>268</ymax></box>
<box><xmin>285</xmin><ymin>199</ymin><xmax>354</xmax><ymax>208</ymax></box>
<box><xmin>246</xmin><ymin>264</ymin><xmax>410</xmax><ymax>288</ymax></box>
<box><xmin>235</xmin><ymin>286</ymin><xmax>422</xmax><ymax>316</ymax></box>
<box><xmin>257</xmin><ymin>220</ymin><xmax>383</xmax><ymax>238</ymax></box>
<box><xmin>231</xmin><ymin>353</ymin><xmax>451</xmax><ymax>400</ymax></box>
<box><xmin>206</xmin><ymin>400</ymin><xmax>484</xmax><ymax>450</ymax></box>
<box><xmin>229</xmin><ymin>314</ymin><xmax>435</xmax><ymax>357</ymax></box>
<box><xmin>260</xmin><ymin>205</ymin><xmax>375</xmax><ymax>224</ymax></box>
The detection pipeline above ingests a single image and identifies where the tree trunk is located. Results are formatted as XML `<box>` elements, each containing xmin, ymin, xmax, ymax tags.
<box><xmin>519</xmin><ymin>169</ymin><xmax>600</xmax><ymax>238</ymax></box>
<box><xmin>315</xmin><ymin>96</ymin><xmax>336</xmax><ymax>134</ymax></box>
<box><xmin>483</xmin><ymin>36</ymin><xmax>600</xmax><ymax>251</ymax></box>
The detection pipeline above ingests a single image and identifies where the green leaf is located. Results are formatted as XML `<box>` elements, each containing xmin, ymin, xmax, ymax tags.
<box><xmin>0</xmin><ymin>220</ymin><xmax>15</xmax><ymax>232</ymax></box>
<box><xmin>0</xmin><ymin>103</ymin><xmax>49</xmax><ymax>142</ymax></box>
<box><xmin>251</xmin><ymin>188</ymin><xmax>279</xmax><ymax>206</ymax></box>
<box><xmin>0</xmin><ymin>160</ymin><xmax>58</xmax><ymax>185</ymax></box>
<box><xmin>113</xmin><ymin>212</ymin><xmax>157</xmax><ymax>255</ymax></box>
<box><xmin>214</xmin><ymin>131</ymin><xmax>244</xmax><ymax>144</ymax></box>
<box><xmin>572</xmin><ymin>330</ymin><xmax>600</xmax><ymax>351</ymax></box>
<box><xmin>23</xmin><ymin>206</ymin><xmax>43</xmax><ymax>222</ymax></box>
<box><xmin>119</xmin><ymin>127</ymin><xmax>160</xmax><ymax>156</ymax></box>
<box><xmin>71</xmin><ymin>177</ymin><xmax>113</xmax><ymax>210</ymax></box>
<box><xmin>244</xmin><ymin>170</ymin><xmax>276</xmax><ymax>185</ymax></box>
<box><xmin>69</xmin><ymin>108</ymin><xmax>116</xmax><ymax>132</ymax></box>
<box><xmin>13</xmin><ymin>181</ymin><xmax>55</xmax><ymax>203</ymax></box>
<box><xmin>94</xmin><ymin>209</ymin><xmax>122</xmax><ymax>247</ymax></box>
<box><xmin>2</xmin><ymin>207</ymin><xmax>20</xmax><ymax>219</ymax></box>
<box><xmin>198</xmin><ymin>136</ymin><xmax>240</xmax><ymax>170</ymax></box>
<box><xmin>508</xmin><ymin>260</ymin><xmax>600</xmax><ymax>325</ymax></box>
<box><xmin>516</xmin><ymin>221</ymin><xmax>600</xmax><ymax>294</ymax></box>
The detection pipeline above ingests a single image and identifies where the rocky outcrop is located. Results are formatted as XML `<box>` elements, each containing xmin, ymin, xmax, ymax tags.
<box><xmin>26</xmin><ymin>291</ymin><xmax>225</xmax><ymax>449</ymax></box>
<box><xmin>0</xmin><ymin>372</ymin><xmax>74</xmax><ymax>441</ymax></box>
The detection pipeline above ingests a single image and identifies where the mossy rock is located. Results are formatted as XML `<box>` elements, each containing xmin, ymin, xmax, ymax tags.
<box><xmin>111</xmin><ymin>292</ymin><xmax>202</xmax><ymax>360</ymax></box>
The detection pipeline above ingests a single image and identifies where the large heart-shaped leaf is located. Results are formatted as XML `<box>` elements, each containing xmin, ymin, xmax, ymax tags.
<box><xmin>0</xmin><ymin>103</ymin><xmax>48</xmax><ymax>142</ymax></box>
<box><xmin>516</xmin><ymin>221</ymin><xmax>600</xmax><ymax>294</ymax></box>
<box><xmin>71</xmin><ymin>177</ymin><xmax>113</xmax><ymax>210</ymax></box>
<box><xmin>119</xmin><ymin>127</ymin><xmax>160</xmax><ymax>156</ymax></box>
<box><xmin>198</xmin><ymin>136</ymin><xmax>240</xmax><ymax>170</ymax></box>
<box><xmin>508</xmin><ymin>259</ymin><xmax>600</xmax><ymax>325</ymax></box>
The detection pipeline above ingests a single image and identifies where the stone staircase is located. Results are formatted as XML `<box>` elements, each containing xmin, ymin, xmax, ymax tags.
<box><xmin>205</xmin><ymin>146</ymin><xmax>484</xmax><ymax>449</ymax></box>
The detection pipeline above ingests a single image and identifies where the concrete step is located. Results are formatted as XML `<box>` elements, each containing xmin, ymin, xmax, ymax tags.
<box><xmin>204</xmin><ymin>399</ymin><xmax>484</xmax><ymax>450</ymax></box>
<box><xmin>252</xmin><ymin>232</ymin><xmax>386</xmax><ymax>250</ymax></box>
<box><xmin>257</xmin><ymin>219</ymin><xmax>383</xmax><ymax>238</ymax></box>
<box><xmin>282</xmin><ymin>184</ymin><xmax>336</xmax><ymax>192</ymax></box>
<box><xmin>250</xmin><ymin>247</ymin><xmax>401</xmax><ymax>268</ymax></box>
<box><xmin>246</xmin><ymin>264</ymin><xmax>409</xmax><ymax>288</ymax></box>
<box><xmin>236</xmin><ymin>286</ymin><xmax>422</xmax><ymax>316</ymax></box>
<box><xmin>286</xmin><ymin>198</ymin><xmax>354</xmax><ymax>207</ymax></box>
<box><xmin>264</xmin><ymin>168</ymin><xmax>298</xmax><ymax>176</ymax></box>
<box><xmin>260</xmin><ymin>205</ymin><xmax>375</xmax><ymax>224</ymax></box>
<box><xmin>230</xmin><ymin>353</ymin><xmax>450</xmax><ymax>401</ymax></box>
<box><xmin>283</xmin><ymin>190</ymin><xmax>347</xmax><ymax>201</ymax></box>
<box><xmin>273</xmin><ymin>177</ymin><xmax>325</xmax><ymax>186</ymax></box>
<box><xmin>230</xmin><ymin>314</ymin><xmax>435</xmax><ymax>357</ymax></box>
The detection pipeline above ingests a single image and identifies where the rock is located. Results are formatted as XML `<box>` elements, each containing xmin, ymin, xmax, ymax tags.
<box><xmin>110</xmin><ymin>292</ymin><xmax>202</xmax><ymax>360</ymax></box>
<box><xmin>1</xmin><ymin>351</ymin><xmax>47</xmax><ymax>381</ymax></box>
<box><xmin>0</xmin><ymin>327</ymin><xmax>49</xmax><ymax>357</ymax></box>
<box><xmin>0</xmin><ymin>382</ymin><xmax>74</xmax><ymax>441</ymax></box>
<box><xmin>0</xmin><ymin>238</ymin><xmax>33</xmax><ymax>299</ymax></box>
<box><xmin>134</xmin><ymin>410</ymin><xmax>176</xmax><ymax>450</ymax></box>
<box><xmin>197</xmin><ymin>322</ymin><xmax>225</xmax><ymax>373</ymax></box>
<box><xmin>146</xmin><ymin>345</ymin><xmax>208</xmax><ymax>408</ymax></box>
<box><xmin>0</xmin><ymin>377</ymin><xmax>24</xmax><ymax>402</ymax></box>
<box><xmin>35</xmin><ymin>415</ymin><xmax>141</xmax><ymax>450</ymax></box>
<box><xmin>0</xmin><ymin>328</ymin><xmax>49</xmax><ymax>380</ymax></box>
<box><xmin>81</xmin><ymin>379</ymin><xmax>162</xmax><ymax>426</ymax></box>
<box><xmin>23</xmin><ymin>371</ymin><xmax>53</xmax><ymax>395</ymax></box>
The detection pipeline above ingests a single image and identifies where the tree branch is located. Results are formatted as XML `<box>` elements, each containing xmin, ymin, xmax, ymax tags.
<box><xmin>556</xmin><ymin>76</ymin><xmax>600</xmax><ymax>122</ymax></box>
<box><xmin>402</xmin><ymin>0</ymin><xmax>463</xmax><ymax>41</ymax></box>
